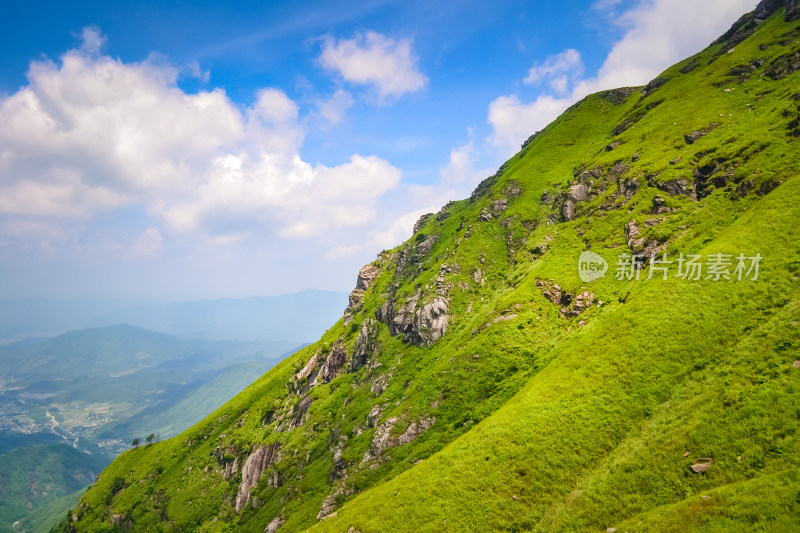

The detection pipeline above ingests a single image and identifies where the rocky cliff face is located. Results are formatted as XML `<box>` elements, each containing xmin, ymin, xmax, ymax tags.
<box><xmin>235</xmin><ymin>442</ymin><xmax>281</xmax><ymax>512</ymax></box>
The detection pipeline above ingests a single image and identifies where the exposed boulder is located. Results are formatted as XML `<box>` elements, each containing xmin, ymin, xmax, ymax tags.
<box><xmin>564</xmin><ymin>291</ymin><xmax>596</xmax><ymax>318</ymax></box>
<box><xmin>642</xmin><ymin>76</ymin><xmax>669</xmax><ymax>96</ymax></box>
<box><xmin>371</xmin><ymin>374</ymin><xmax>390</xmax><ymax>396</ymax></box>
<box><xmin>755</xmin><ymin>0</ymin><xmax>800</xmax><ymax>22</ymax></box>
<box><xmin>366</xmin><ymin>404</ymin><xmax>385</xmax><ymax>428</ymax></box>
<box><xmin>413</xmin><ymin>213</ymin><xmax>434</xmax><ymax>234</ymax></box>
<box><xmin>561</xmin><ymin>199</ymin><xmax>578</xmax><ymax>222</ymax></box>
<box><xmin>388</xmin><ymin>290</ymin><xmax>420</xmax><ymax>337</ymax></box>
<box><xmin>684</xmin><ymin>123</ymin><xmax>720</xmax><ymax>144</ymax></box>
<box><xmin>536</xmin><ymin>280</ymin><xmax>596</xmax><ymax>318</ymax></box>
<box><xmin>413</xmin><ymin>297</ymin><xmax>450</xmax><ymax>346</ymax></box>
<box><xmin>568</xmin><ymin>183</ymin><xmax>590</xmax><ymax>202</ymax></box>
<box><xmin>351</xmin><ymin>319</ymin><xmax>380</xmax><ymax>371</ymax></box>
<box><xmin>621</xmin><ymin>178</ymin><xmax>640</xmax><ymax>199</ymax></box>
<box><xmin>559</xmin><ymin>183</ymin><xmax>591</xmax><ymax>222</ymax></box>
<box><xmin>235</xmin><ymin>442</ymin><xmax>282</xmax><ymax>512</ymax></box>
<box><xmin>625</xmin><ymin>220</ymin><xmax>667</xmax><ymax>258</ymax></box>
<box><xmin>766</xmin><ymin>51</ymin><xmax>800</xmax><ymax>80</ymax></box>
<box><xmin>265</xmin><ymin>516</ymin><xmax>284</xmax><ymax>533</ymax></box>
<box><xmin>318</xmin><ymin>342</ymin><xmax>348</xmax><ymax>384</ymax></box>
<box><xmin>491</xmin><ymin>198</ymin><xmax>509</xmax><ymax>216</ymax></box>
<box><xmin>605</xmin><ymin>141</ymin><xmax>621</xmax><ymax>152</ymax></box>
<box><xmin>416</xmin><ymin>234</ymin><xmax>438</xmax><ymax>256</ymax></box>
<box><xmin>650</xmin><ymin>195</ymin><xmax>674</xmax><ymax>214</ymax></box>
<box><xmin>362</xmin><ymin>417</ymin><xmax>436</xmax><ymax>463</ymax></box>
<box><xmin>502</xmin><ymin>180</ymin><xmax>522</xmax><ymax>197</ymax></box>
<box><xmin>278</xmin><ymin>395</ymin><xmax>313</xmax><ymax>431</ymax></box>
<box><xmin>294</xmin><ymin>352</ymin><xmax>319</xmax><ymax>381</ymax></box>
<box><xmin>654</xmin><ymin>177</ymin><xmax>694</xmax><ymax>197</ymax></box>
<box><xmin>690</xmin><ymin>458</ymin><xmax>713</xmax><ymax>474</ymax></box>
<box><xmin>375</xmin><ymin>286</ymin><xmax>449</xmax><ymax>347</ymax></box>
<box><xmin>344</xmin><ymin>264</ymin><xmax>381</xmax><ymax>324</ymax></box>
<box><xmin>329</xmin><ymin>437</ymin><xmax>349</xmax><ymax>482</ymax></box>
<box><xmin>599</xmin><ymin>87</ymin><xmax>639</xmax><ymax>105</ymax></box>
<box><xmin>478</xmin><ymin>208</ymin><xmax>493</xmax><ymax>221</ymax></box>
<box><xmin>317</xmin><ymin>491</ymin><xmax>341</xmax><ymax>520</ymax></box>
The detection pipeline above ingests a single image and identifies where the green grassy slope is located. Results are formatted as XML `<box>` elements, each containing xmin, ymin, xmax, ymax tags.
<box><xmin>61</xmin><ymin>3</ymin><xmax>800</xmax><ymax>532</ymax></box>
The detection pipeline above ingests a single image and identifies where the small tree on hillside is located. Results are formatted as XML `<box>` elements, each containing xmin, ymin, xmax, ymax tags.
<box><xmin>146</xmin><ymin>433</ymin><xmax>155</xmax><ymax>445</ymax></box>
<box><xmin>132</xmin><ymin>438</ymin><xmax>140</xmax><ymax>448</ymax></box>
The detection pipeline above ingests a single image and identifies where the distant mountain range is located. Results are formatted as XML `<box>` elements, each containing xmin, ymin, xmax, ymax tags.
<box><xmin>0</xmin><ymin>323</ymin><xmax>308</xmax><ymax>532</ymax></box>
<box><xmin>0</xmin><ymin>289</ymin><xmax>348</xmax><ymax>344</ymax></box>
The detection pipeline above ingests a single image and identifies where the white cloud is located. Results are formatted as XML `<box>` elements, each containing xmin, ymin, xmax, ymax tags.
<box><xmin>0</xmin><ymin>28</ymin><xmax>401</xmax><ymax>245</ymax></box>
<box><xmin>132</xmin><ymin>227</ymin><xmax>163</xmax><ymax>256</ymax></box>
<box><xmin>368</xmin><ymin>207</ymin><xmax>435</xmax><ymax>250</ymax></box>
<box><xmin>488</xmin><ymin>94</ymin><xmax>570</xmax><ymax>154</ymax></box>
<box><xmin>79</xmin><ymin>26</ymin><xmax>105</xmax><ymax>55</ymax></box>
<box><xmin>318</xmin><ymin>31</ymin><xmax>427</xmax><ymax>101</ymax></box>
<box><xmin>524</xmin><ymin>49</ymin><xmax>584</xmax><ymax>91</ymax></box>
<box><xmin>324</xmin><ymin>244</ymin><xmax>363</xmax><ymax>260</ymax></box>
<box><xmin>488</xmin><ymin>0</ymin><xmax>756</xmax><ymax>155</ymax></box>
<box><xmin>314</xmin><ymin>88</ymin><xmax>355</xmax><ymax>126</ymax></box>
<box><xmin>186</xmin><ymin>60</ymin><xmax>211</xmax><ymax>83</ymax></box>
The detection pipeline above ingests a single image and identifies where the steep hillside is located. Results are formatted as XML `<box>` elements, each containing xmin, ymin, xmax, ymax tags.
<box><xmin>61</xmin><ymin>2</ymin><xmax>800</xmax><ymax>532</ymax></box>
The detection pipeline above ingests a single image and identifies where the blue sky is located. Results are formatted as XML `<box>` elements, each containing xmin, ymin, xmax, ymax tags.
<box><xmin>0</xmin><ymin>0</ymin><xmax>755</xmax><ymax>301</ymax></box>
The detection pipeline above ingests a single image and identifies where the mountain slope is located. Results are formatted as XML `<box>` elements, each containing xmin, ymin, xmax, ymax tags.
<box><xmin>61</xmin><ymin>2</ymin><xmax>800</xmax><ymax>532</ymax></box>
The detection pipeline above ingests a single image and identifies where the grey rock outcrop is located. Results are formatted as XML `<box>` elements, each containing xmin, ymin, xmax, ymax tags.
<box><xmin>650</xmin><ymin>195</ymin><xmax>674</xmax><ymax>215</ymax></box>
<box><xmin>559</xmin><ymin>182</ymin><xmax>592</xmax><ymax>222</ymax></box>
<box><xmin>536</xmin><ymin>279</ymin><xmax>596</xmax><ymax>318</ymax></box>
<box><xmin>413</xmin><ymin>213</ymin><xmax>434</xmax><ymax>234</ymax></box>
<box><xmin>317</xmin><ymin>491</ymin><xmax>340</xmax><ymax>520</ymax></box>
<box><xmin>413</xmin><ymin>297</ymin><xmax>450</xmax><ymax>346</ymax></box>
<box><xmin>265</xmin><ymin>516</ymin><xmax>284</xmax><ymax>533</ymax></box>
<box><xmin>344</xmin><ymin>264</ymin><xmax>381</xmax><ymax>324</ymax></box>
<box><xmin>235</xmin><ymin>442</ymin><xmax>281</xmax><ymax>512</ymax></box>
<box><xmin>655</xmin><ymin>177</ymin><xmax>693</xmax><ymax>197</ymax></box>
<box><xmin>317</xmin><ymin>342</ymin><xmax>348</xmax><ymax>384</ymax></box>
<box><xmin>366</xmin><ymin>404</ymin><xmax>384</xmax><ymax>428</ymax></box>
<box><xmin>684</xmin><ymin>123</ymin><xmax>719</xmax><ymax>144</ymax></box>
<box><xmin>690</xmin><ymin>458</ymin><xmax>713</xmax><ymax>474</ymax></box>
<box><xmin>416</xmin><ymin>235</ymin><xmax>438</xmax><ymax>255</ymax></box>
<box><xmin>491</xmin><ymin>198</ymin><xmax>508</xmax><ymax>216</ymax></box>
<box><xmin>362</xmin><ymin>416</ymin><xmax>435</xmax><ymax>463</ymax></box>
<box><xmin>278</xmin><ymin>394</ymin><xmax>313</xmax><ymax>432</ymax></box>
<box><xmin>351</xmin><ymin>319</ymin><xmax>380</xmax><ymax>371</ymax></box>
<box><xmin>376</xmin><ymin>286</ymin><xmax>450</xmax><ymax>347</ymax></box>
<box><xmin>625</xmin><ymin>219</ymin><xmax>667</xmax><ymax>258</ymax></box>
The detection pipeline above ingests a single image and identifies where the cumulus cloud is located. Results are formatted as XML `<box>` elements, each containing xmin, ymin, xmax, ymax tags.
<box><xmin>488</xmin><ymin>0</ymin><xmax>756</xmax><ymax>154</ymax></box>
<box><xmin>0</xmin><ymin>28</ymin><xmax>401</xmax><ymax>247</ymax></box>
<box><xmin>318</xmin><ymin>31</ymin><xmax>427</xmax><ymax>100</ymax></box>
<box><xmin>487</xmin><ymin>94</ymin><xmax>570</xmax><ymax>154</ymax></box>
<box><xmin>314</xmin><ymin>88</ymin><xmax>355</xmax><ymax>126</ymax></box>
<box><xmin>523</xmin><ymin>49</ymin><xmax>584</xmax><ymax>93</ymax></box>
<box><xmin>368</xmin><ymin>207</ymin><xmax>436</xmax><ymax>250</ymax></box>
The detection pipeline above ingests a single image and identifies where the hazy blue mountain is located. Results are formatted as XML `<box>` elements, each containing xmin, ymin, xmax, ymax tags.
<box><xmin>0</xmin><ymin>324</ymin><xmax>302</xmax><ymax>532</ymax></box>
<box><xmin>0</xmin><ymin>324</ymin><xmax>296</xmax><ymax>453</ymax></box>
<box><xmin>0</xmin><ymin>290</ymin><xmax>348</xmax><ymax>345</ymax></box>
<box><xmin>85</xmin><ymin>289</ymin><xmax>348</xmax><ymax>342</ymax></box>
